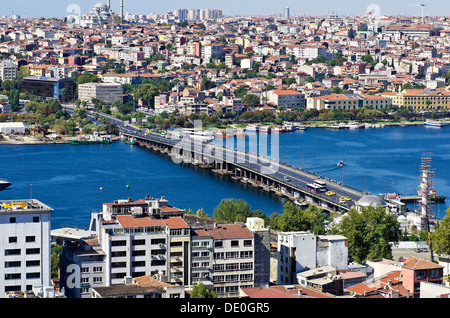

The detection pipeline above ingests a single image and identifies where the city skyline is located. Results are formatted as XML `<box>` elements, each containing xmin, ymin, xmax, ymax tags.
<box><xmin>1</xmin><ymin>0</ymin><xmax>450</xmax><ymax>18</ymax></box>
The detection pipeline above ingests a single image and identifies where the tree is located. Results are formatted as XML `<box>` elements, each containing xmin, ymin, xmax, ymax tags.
<box><xmin>431</xmin><ymin>208</ymin><xmax>450</xmax><ymax>256</ymax></box>
<box><xmin>213</xmin><ymin>198</ymin><xmax>251</xmax><ymax>223</ymax></box>
<box><xmin>8</xmin><ymin>89</ymin><xmax>20</xmax><ymax>112</ymax></box>
<box><xmin>242</xmin><ymin>94</ymin><xmax>260</xmax><ymax>107</ymax></box>
<box><xmin>190</xmin><ymin>283</ymin><xmax>217</xmax><ymax>298</ymax></box>
<box><xmin>333</xmin><ymin>206</ymin><xmax>401</xmax><ymax>264</ymax></box>
<box><xmin>132</xmin><ymin>83</ymin><xmax>158</xmax><ymax>107</ymax></box>
<box><xmin>274</xmin><ymin>202</ymin><xmax>324</xmax><ymax>234</ymax></box>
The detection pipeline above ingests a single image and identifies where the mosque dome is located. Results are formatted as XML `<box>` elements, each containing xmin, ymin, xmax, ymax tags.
<box><xmin>357</xmin><ymin>195</ymin><xmax>386</xmax><ymax>208</ymax></box>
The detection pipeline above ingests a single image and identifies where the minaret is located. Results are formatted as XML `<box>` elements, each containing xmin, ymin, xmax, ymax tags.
<box><xmin>107</xmin><ymin>0</ymin><xmax>111</xmax><ymax>9</ymax></box>
<box><xmin>120</xmin><ymin>0</ymin><xmax>124</xmax><ymax>19</ymax></box>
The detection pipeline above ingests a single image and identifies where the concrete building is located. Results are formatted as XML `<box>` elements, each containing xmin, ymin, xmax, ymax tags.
<box><xmin>246</xmin><ymin>217</ymin><xmax>271</xmax><ymax>287</ymax></box>
<box><xmin>267</xmin><ymin>89</ymin><xmax>305</xmax><ymax>109</ymax></box>
<box><xmin>78</xmin><ymin>82</ymin><xmax>123</xmax><ymax>105</ymax></box>
<box><xmin>0</xmin><ymin>59</ymin><xmax>18</xmax><ymax>81</ymax></box>
<box><xmin>193</xmin><ymin>223</ymin><xmax>255</xmax><ymax>298</ymax></box>
<box><xmin>277</xmin><ymin>231</ymin><xmax>348</xmax><ymax>285</ymax></box>
<box><xmin>56</xmin><ymin>196</ymin><xmax>187</xmax><ymax>298</ymax></box>
<box><xmin>0</xmin><ymin>199</ymin><xmax>53</xmax><ymax>298</ymax></box>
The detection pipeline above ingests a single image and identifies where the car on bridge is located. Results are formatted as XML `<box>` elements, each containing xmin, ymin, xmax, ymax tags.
<box><xmin>326</xmin><ymin>191</ymin><xmax>335</xmax><ymax>196</ymax></box>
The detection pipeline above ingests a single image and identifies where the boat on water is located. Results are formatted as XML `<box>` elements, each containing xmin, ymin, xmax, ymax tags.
<box><xmin>282</xmin><ymin>123</ymin><xmax>295</xmax><ymax>132</ymax></box>
<box><xmin>235</xmin><ymin>129</ymin><xmax>246</xmax><ymax>137</ymax></box>
<box><xmin>0</xmin><ymin>179</ymin><xmax>12</xmax><ymax>191</ymax></box>
<box><xmin>125</xmin><ymin>137</ymin><xmax>136</xmax><ymax>145</ymax></box>
<box><xmin>271</xmin><ymin>127</ymin><xmax>281</xmax><ymax>133</ymax></box>
<box><xmin>296</xmin><ymin>124</ymin><xmax>307</xmax><ymax>130</ymax></box>
<box><xmin>245</xmin><ymin>124</ymin><xmax>260</xmax><ymax>132</ymax></box>
<box><xmin>69</xmin><ymin>132</ymin><xmax>112</xmax><ymax>145</ymax></box>
<box><xmin>259</xmin><ymin>126</ymin><xmax>271</xmax><ymax>133</ymax></box>
<box><xmin>337</xmin><ymin>160</ymin><xmax>345</xmax><ymax>167</ymax></box>
<box><xmin>424</xmin><ymin>119</ymin><xmax>447</xmax><ymax>127</ymax></box>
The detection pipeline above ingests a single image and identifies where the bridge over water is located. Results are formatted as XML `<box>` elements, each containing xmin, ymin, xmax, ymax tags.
<box><xmin>119</xmin><ymin>128</ymin><xmax>367</xmax><ymax>214</ymax></box>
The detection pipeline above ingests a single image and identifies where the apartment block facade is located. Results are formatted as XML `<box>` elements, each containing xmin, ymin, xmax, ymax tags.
<box><xmin>78</xmin><ymin>82</ymin><xmax>123</xmax><ymax>105</ymax></box>
<box><xmin>57</xmin><ymin>197</ymin><xmax>260</xmax><ymax>298</ymax></box>
<box><xmin>277</xmin><ymin>231</ymin><xmax>348</xmax><ymax>285</ymax></box>
<box><xmin>0</xmin><ymin>199</ymin><xmax>53</xmax><ymax>298</ymax></box>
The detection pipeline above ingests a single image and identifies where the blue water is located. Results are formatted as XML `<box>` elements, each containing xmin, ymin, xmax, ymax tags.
<box><xmin>1</xmin><ymin>125</ymin><xmax>449</xmax><ymax>229</ymax></box>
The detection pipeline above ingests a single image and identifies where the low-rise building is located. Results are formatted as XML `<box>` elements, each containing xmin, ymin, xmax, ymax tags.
<box><xmin>78</xmin><ymin>82</ymin><xmax>123</xmax><ymax>105</ymax></box>
<box><xmin>266</xmin><ymin>89</ymin><xmax>305</xmax><ymax>109</ymax></box>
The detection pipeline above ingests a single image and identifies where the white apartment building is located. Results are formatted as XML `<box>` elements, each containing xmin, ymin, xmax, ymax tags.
<box><xmin>277</xmin><ymin>231</ymin><xmax>348</xmax><ymax>285</ymax></box>
<box><xmin>57</xmin><ymin>197</ymin><xmax>187</xmax><ymax>298</ymax></box>
<box><xmin>0</xmin><ymin>59</ymin><xmax>18</xmax><ymax>81</ymax></box>
<box><xmin>0</xmin><ymin>199</ymin><xmax>53</xmax><ymax>298</ymax></box>
<box><xmin>78</xmin><ymin>82</ymin><xmax>123</xmax><ymax>105</ymax></box>
<box><xmin>201</xmin><ymin>44</ymin><xmax>223</xmax><ymax>60</ymax></box>
<box><xmin>286</xmin><ymin>44</ymin><xmax>328</xmax><ymax>60</ymax></box>
<box><xmin>194</xmin><ymin>223</ymin><xmax>255</xmax><ymax>298</ymax></box>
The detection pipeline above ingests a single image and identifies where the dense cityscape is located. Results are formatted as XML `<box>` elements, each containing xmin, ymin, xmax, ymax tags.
<box><xmin>1</xmin><ymin>1</ymin><xmax>450</xmax><ymax>305</ymax></box>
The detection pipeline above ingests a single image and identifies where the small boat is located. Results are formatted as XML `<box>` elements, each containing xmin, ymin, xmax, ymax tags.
<box><xmin>271</xmin><ymin>127</ymin><xmax>281</xmax><ymax>133</ymax></box>
<box><xmin>326</xmin><ymin>124</ymin><xmax>341</xmax><ymax>130</ymax></box>
<box><xmin>125</xmin><ymin>137</ymin><xmax>136</xmax><ymax>145</ymax></box>
<box><xmin>337</xmin><ymin>160</ymin><xmax>344</xmax><ymax>167</ymax></box>
<box><xmin>0</xmin><ymin>179</ymin><xmax>12</xmax><ymax>191</ymax></box>
<box><xmin>348</xmin><ymin>122</ymin><xmax>359</xmax><ymax>129</ymax></box>
<box><xmin>424</xmin><ymin>119</ymin><xmax>447</xmax><ymax>127</ymax></box>
<box><xmin>245</xmin><ymin>124</ymin><xmax>260</xmax><ymax>132</ymax></box>
<box><xmin>235</xmin><ymin>129</ymin><xmax>246</xmax><ymax>137</ymax></box>
<box><xmin>282</xmin><ymin>123</ymin><xmax>294</xmax><ymax>132</ymax></box>
<box><xmin>296</xmin><ymin>124</ymin><xmax>307</xmax><ymax>130</ymax></box>
<box><xmin>259</xmin><ymin>126</ymin><xmax>271</xmax><ymax>133</ymax></box>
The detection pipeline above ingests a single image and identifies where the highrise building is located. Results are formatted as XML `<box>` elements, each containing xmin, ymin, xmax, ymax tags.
<box><xmin>284</xmin><ymin>7</ymin><xmax>290</xmax><ymax>19</ymax></box>
<box><xmin>0</xmin><ymin>199</ymin><xmax>53</xmax><ymax>298</ymax></box>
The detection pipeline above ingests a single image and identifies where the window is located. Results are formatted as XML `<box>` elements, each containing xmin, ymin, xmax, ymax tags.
<box><xmin>5</xmin><ymin>249</ymin><xmax>21</xmax><ymax>256</ymax></box>
<box><xmin>231</xmin><ymin>240</ymin><xmax>239</xmax><ymax>247</ymax></box>
<box><xmin>10</xmin><ymin>217</ymin><xmax>16</xmax><ymax>223</ymax></box>
<box><xmin>26</xmin><ymin>248</ymin><xmax>40</xmax><ymax>255</ymax></box>
<box><xmin>33</xmin><ymin>216</ymin><xmax>39</xmax><ymax>223</ymax></box>
<box><xmin>26</xmin><ymin>236</ymin><xmax>35</xmax><ymax>243</ymax></box>
<box><xmin>9</xmin><ymin>237</ymin><xmax>17</xmax><ymax>243</ymax></box>
<box><xmin>132</xmin><ymin>239</ymin><xmax>145</xmax><ymax>246</ymax></box>
<box><xmin>215</xmin><ymin>241</ymin><xmax>223</xmax><ymax>248</ymax></box>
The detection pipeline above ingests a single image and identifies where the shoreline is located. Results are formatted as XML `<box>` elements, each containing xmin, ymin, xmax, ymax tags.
<box><xmin>0</xmin><ymin>121</ymin><xmax>443</xmax><ymax>145</ymax></box>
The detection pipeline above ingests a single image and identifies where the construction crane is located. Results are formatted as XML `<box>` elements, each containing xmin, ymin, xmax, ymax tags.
<box><xmin>406</xmin><ymin>4</ymin><xmax>427</xmax><ymax>24</ymax></box>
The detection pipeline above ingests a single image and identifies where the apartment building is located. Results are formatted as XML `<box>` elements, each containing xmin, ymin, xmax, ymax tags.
<box><xmin>0</xmin><ymin>59</ymin><xmax>18</xmax><ymax>81</ymax></box>
<box><xmin>277</xmin><ymin>231</ymin><xmax>348</xmax><ymax>285</ymax></box>
<box><xmin>0</xmin><ymin>199</ymin><xmax>53</xmax><ymax>298</ymax></box>
<box><xmin>201</xmin><ymin>44</ymin><xmax>223</xmax><ymax>60</ymax></box>
<box><xmin>245</xmin><ymin>217</ymin><xmax>271</xmax><ymax>287</ymax></box>
<box><xmin>78</xmin><ymin>82</ymin><xmax>123</xmax><ymax>105</ymax></box>
<box><xmin>266</xmin><ymin>89</ymin><xmax>306</xmax><ymax>109</ymax></box>
<box><xmin>194</xmin><ymin>223</ymin><xmax>255</xmax><ymax>298</ymax></box>
<box><xmin>57</xmin><ymin>197</ymin><xmax>188</xmax><ymax>298</ymax></box>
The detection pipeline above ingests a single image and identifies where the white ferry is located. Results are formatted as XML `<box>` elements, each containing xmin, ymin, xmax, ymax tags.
<box><xmin>424</xmin><ymin>119</ymin><xmax>447</xmax><ymax>127</ymax></box>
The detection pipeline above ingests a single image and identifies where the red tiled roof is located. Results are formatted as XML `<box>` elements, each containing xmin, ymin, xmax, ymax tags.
<box><xmin>115</xmin><ymin>215</ymin><xmax>166</xmax><ymax>228</ymax></box>
<box><xmin>163</xmin><ymin>217</ymin><xmax>190</xmax><ymax>229</ymax></box>
<box><xmin>195</xmin><ymin>224</ymin><xmax>253</xmax><ymax>239</ymax></box>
